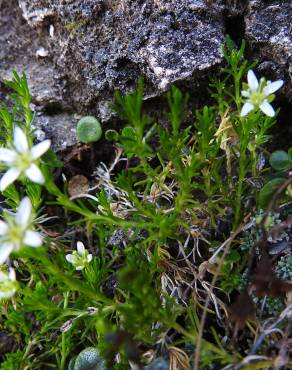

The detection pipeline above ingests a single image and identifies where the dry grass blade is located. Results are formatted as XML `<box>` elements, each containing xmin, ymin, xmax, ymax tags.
<box><xmin>193</xmin><ymin>223</ymin><xmax>246</xmax><ymax>370</ymax></box>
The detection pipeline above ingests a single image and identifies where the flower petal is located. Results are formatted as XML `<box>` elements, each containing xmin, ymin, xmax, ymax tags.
<box><xmin>16</xmin><ymin>197</ymin><xmax>32</xmax><ymax>226</ymax></box>
<box><xmin>247</xmin><ymin>70</ymin><xmax>259</xmax><ymax>91</ymax></box>
<box><xmin>241</xmin><ymin>90</ymin><xmax>250</xmax><ymax>98</ymax></box>
<box><xmin>31</xmin><ymin>140</ymin><xmax>51</xmax><ymax>160</ymax></box>
<box><xmin>14</xmin><ymin>127</ymin><xmax>28</xmax><ymax>153</ymax></box>
<box><xmin>263</xmin><ymin>80</ymin><xmax>284</xmax><ymax>95</ymax></box>
<box><xmin>25</xmin><ymin>164</ymin><xmax>45</xmax><ymax>184</ymax></box>
<box><xmin>77</xmin><ymin>241</ymin><xmax>85</xmax><ymax>255</ymax></box>
<box><xmin>0</xmin><ymin>149</ymin><xmax>17</xmax><ymax>164</ymax></box>
<box><xmin>240</xmin><ymin>102</ymin><xmax>254</xmax><ymax>117</ymax></box>
<box><xmin>259</xmin><ymin>101</ymin><xmax>275</xmax><ymax>117</ymax></box>
<box><xmin>87</xmin><ymin>254</ymin><xmax>93</xmax><ymax>263</ymax></box>
<box><xmin>66</xmin><ymin>254</ymin><xmax>77</xmax><ymax>264</ymax></box>
<box><xmin>0</xmin><ymin>289</ymin><xmax>16</xmax><ymax>300</ymax></box>
<box><xmin>0</xmin><ymin>243</ymin><xmax>14</xmax><ymax>264</ymax></box>
<box><xmin>76</xmin><ymin>265</ymin><xmax>84</xmax><ymax>271</ymax></box>
<box><xmin>0</xmin><ymin>221</ymin><xmax>8</xmax><ymax>236</ymax></box>
<box><xmin>0</xmin><ymin>168</ymin><xmax>21</xmax><ymax>191</ymax></box>
<box><xmin>8</xmin><ymin>268</ymin><xmax>16</xmax><ymax>281</ymax></box>
<box><xmin>23</xmin><ymin>230</ymin><xmax>42</xmax><ymax>247</ymax></box>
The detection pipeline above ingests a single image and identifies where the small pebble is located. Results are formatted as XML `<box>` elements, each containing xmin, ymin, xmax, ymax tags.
<box><xmin>49</xmin><ymin>24</ymin><xmax>55</xmax><ymax>38</ymax></box>
<box><xmin>36</xmin><ymin>47</ymin><xmax>49</xmax><ymax>57</ymax></box>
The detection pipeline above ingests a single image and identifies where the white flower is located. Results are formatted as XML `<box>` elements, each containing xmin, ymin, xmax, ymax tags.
<box><xmin>0</xmin><ymin>268</ymin><xmax>18</xmax><ymax>299</ymax></box>
<box><xmin>65</xmin><ymin>241</ymin><xmax>93</xmax><ymax>270</ymax></box>
<box><xmin>0</xmin><ymin>197</ymin><xmax>42</xmax><ymax>264</ymax></box>
<box><xmin>240</xmin><ymin>70</ymin><xmax>283</xmax><ymax>117</ymax></box>
<box><xmin>0</xmin><ymin>126</ymin><xmax>51</xmax><ymax>191</ymax></box>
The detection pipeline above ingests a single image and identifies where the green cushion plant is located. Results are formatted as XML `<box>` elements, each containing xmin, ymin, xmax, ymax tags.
<box><xmin>76</xmin><ymin>116</ymin><xmax>102</xmax><ymax>143</ymax></box>
<box><xmin>68</xmin><ymin>347</ymin><xmax>106</xmax><ymax>370</ymax></box>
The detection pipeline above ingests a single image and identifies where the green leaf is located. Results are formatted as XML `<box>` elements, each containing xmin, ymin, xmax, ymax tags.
<box><xmin>2</xmin><ymin>184</ymin><xmax>20</xmax><ymax>210</ymax></box>
<box><xmin>121</xmin><ymin>126</ymin><xmax>137</xmax><ymax>140</ymax></box>
<box><xmin>225</xmin><ymin>250</ymin><xmax>241</xmax><ymax>263</ymax></box>
<box><xmin>270</xmin><ymin>150</ymin><xmax>292</xmax><ymax>171</ymax></box>
<box><xmin>42</xmin><ymin>149</ymin><xmax>63</xmax><ymax>168</ymax></box>
<box><xmin>68</xmin><ymin>357</ymin><xmax>76</xmax><ymax>370</ymax></box>
<box><xmin>105</xmin><ymin>129</ymin><xmax>119</xmax><ymax>141</ymax></box>
<box><xmin>259</xmin><ymin>178</ymin><xmax>286</xmax><ymax>208</ymax></box>
<box><xmin>25</xmin><ymin>182</ymin><xmax>42</xmax><ymax>210</ymax></box>
<box><xmin>167</xmin><ymin>86</ymin><xmax>189</xmax><ymax>135</ymax></box>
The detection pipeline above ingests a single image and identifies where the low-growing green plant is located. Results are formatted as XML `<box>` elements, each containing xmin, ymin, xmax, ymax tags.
<box><xmin>259</xmin><ymin>147</ymin><xmax>292</xmax><ymax>208</ymax></box>
<box><xmin>0</xmin><ymin>37</ymin><xmax>290</xmax><ymax>370</ymax></box>
<box><xmin>76</xmin><ymin>116</ymin><xmax>102</xmax><ymax>143</ymax></box>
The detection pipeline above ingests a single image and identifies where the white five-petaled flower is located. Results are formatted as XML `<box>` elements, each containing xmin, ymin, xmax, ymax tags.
<box><xmin>0</xmin><ymin>126</ymin><xmax>51</xmax><ymax>191</ymax></box>
<box><xmin>0</xmin><ymin>197</ymin><xmax>42</xmax><ymax>264</ymax></box>
<box><xmin>65</xmin><ymin>241</ymin><xmax>93</xmax><ymax>271</ymax></box>
<box><xmin>240</xmin><ymin>70</ymin><xmax>283</xmax><ymax>117</ymax></box>
<box><xmin>0</xmin><ymin>268</ymin><xmax>18</xmax><ymax>299</ymax></box>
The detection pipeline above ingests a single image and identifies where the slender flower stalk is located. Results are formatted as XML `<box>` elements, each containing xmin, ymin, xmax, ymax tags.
<box><xmin>240</xmin><ymin>70</ymin><xmax>283</xmax><ymax>117</ymax></box>
<box><xmin>66</xmin><ymin>241</ymin><xmax>92</xmax><ymax>270</ymax></box>
<box><xmin>0</xmin><ymin>126</ymin><xmax>51</xmax><ymax>191</ymax></box>
<box><xmin>0</xmin><ymin>268</ymin><xmax>18</xmax><ymax>299</ymax></box>
<box><xmin>0</xmin><ymin>197</ymin><xmax>42</xmax><ymax>264</ymax></box>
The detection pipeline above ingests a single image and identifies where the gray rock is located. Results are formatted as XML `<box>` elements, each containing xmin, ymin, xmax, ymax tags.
<box><xmin>144</xmin><ymin>357</ymin><xmax>169</xmax><ymax>370</ymax></box>
<box><xmin>245</xmin><ymin>0</ymin><xmax>292</xmax><ymax>101</ymax></box>
<box><xmin>35</xmin><ymin>113</ymin><xmax>78</xmax><ymax>151</ymax></box>
<box><xmin>18</xmin><ymin>0</ymin><xmax>55</xmax><ymax>27</ymax></box>
<box><xmin>0</xmin><ymin>0</ymin><xmax>291</xmax><ymax>151</ymax></box>
<box><xmin>47</xmin><ymin>0</ymin><xmax>225</xmax><ymax>109</ymax></box>
<box><xmin>0</xmin><ymin>0</ymin><xmax>226</xmax><ymax>150</ymax></box>
<box><xmin>0</xmin><ymin>0</ymin><xmax>70</xmax><ymax>150</ymax></box>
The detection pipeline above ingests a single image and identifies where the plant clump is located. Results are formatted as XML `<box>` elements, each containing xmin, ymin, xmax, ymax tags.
<box><xmin>0</xmin><ymin>38</ymin><xmax>290</xmax><ymax>370</ymax></box>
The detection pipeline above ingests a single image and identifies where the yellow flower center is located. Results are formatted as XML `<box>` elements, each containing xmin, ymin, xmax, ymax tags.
<box><xmin>15</xmin><ymin>152</ymin><xmax>32</xmax><ymax>172</ymax></box>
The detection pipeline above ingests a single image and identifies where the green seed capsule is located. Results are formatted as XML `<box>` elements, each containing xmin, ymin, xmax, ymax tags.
<box><xmin>77</xmin><ymin>116</ymin><xmax>102</xmax><ymax>143</ymax></box>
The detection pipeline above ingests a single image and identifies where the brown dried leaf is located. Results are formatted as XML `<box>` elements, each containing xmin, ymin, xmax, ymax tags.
<box><xmin>229</xmin><ymin>292</ymin><xmax>255</xmax><ymax>330</ymax></box>
<box><xmin>252</xmin><ymin>255</ymin><xmax>292</xmax><ymax>297</ymax></box>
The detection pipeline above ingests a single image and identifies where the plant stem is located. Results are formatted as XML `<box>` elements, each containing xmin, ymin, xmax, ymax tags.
<box><xmin>234</xmin><ymin>73</ymin><xmax>241</xmax><ymax>112</ymax></box>
<box><xmin>60</xmin><ymin>292</ymin><xmax>69</xmax><ymax>370</ymax></box>
<box><xmin>234</xmin><ymin>145</ymin><xmax>246</xmax><ymax>228</ymax></box>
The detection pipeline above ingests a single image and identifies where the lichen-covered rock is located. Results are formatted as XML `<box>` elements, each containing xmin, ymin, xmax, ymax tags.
<box><xmin>18</xmin><ymin>0</ymin><xmax>55</xmax><ymax>27</ymax></box>
<box><xmin>245</xmin><ymin>0</ymin><xmax>292</xmax><ymax>101</ymax></box>
<box><xmin>0</xmin><ymin>0</ymin><xmax>291</xmax><ymax>150</ymax></box>
<box><xmin>0</xmin><ymin>0</ymin><xmax>68</xmax><ymax>150</ymax></box>
<box><xmin>0</xmin><ymin>0</ymin><xmax>226</xmax><ymax>149</ymax></box>
<box><xmin>46</xmin><ymin>0</ymin><xmax>225</xmax><ymax>109</ymax></box>
<box><xmin>35</xmin><ymin>113</ymin><xmax>77</xmax><ymax>151</ymax></box>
